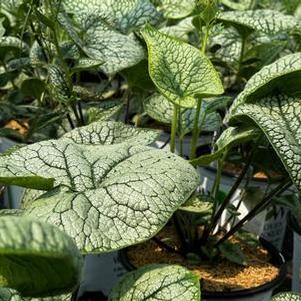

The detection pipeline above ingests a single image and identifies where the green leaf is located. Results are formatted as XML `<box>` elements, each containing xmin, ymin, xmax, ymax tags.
<box><xmin>160</xmin><ymin>17</ymin><xmax>194</xmax><ymax>41</ymax></box>
<box><xmin>191</xmin><ymin>126</ymin><xmax>259</xmax><ymax>166</ymax></box>
<box><xmin>229</xmin><ymin>94</ymin><xmax>301</xmax><ymax>193</ymax></box>
<box><xmin>86</xmin><ymin>100</ymin><xmax>123</xmax><ymax>123</ymax></box>
<box><xmin>0</xmin><ymin>37</ymin><xmax>28</xmax><ymax>53</ymax></box>
<box><xmin>229</xmin><ymin>52</ymin><xmax>301</xmax><ymax>117</ymax></box>
<box><xmin>221</xmin><ymin>0</ymin><xmax>252</xmax><ymax>10</ymax></box>
<box><xmin>210</xmin><ymin>26</ymin><xmax>242</xmax><ymax>65</ymax></box>
<box><xmin>35</xmin><ymin>9</ymin><xmax>56</xmax><ymax>30</ymax></box>
<box><xmin>144</xmin><ymin>93</ymin><xmax>221</xmax><ymax>135</ymax></box>
<box><xmin>218</xmin><ymin>242</ymin><xmax>247</xmax><ymax>265</ymax></box>
<box><xmin>48</xmin><ymin>65</ymin><xmax>71</xmax><ymax>103</ymax></box>
<box><xmin>141</xmin><ymin>25</ymin><xmax>224</xmax><ymax>108</ymax></box>
<box><xmin>158</xmin><ymin>0</ymin><xmax>196</xmax><ymax>19</ymax></box>
<box><xmin>81</xmin><ymin>22</ymin><xmax>145</xmax><ymax>75</ymax></box>
<box><xmin>0</xmin><ymin>18</ymin><xmax>5</xmax><ymax>38</ymax></box>
<box><xmin>0</xmin><ymin>288</ymin><xmax>70</xmax><ymax>301</ymax></box>
<box><xmin>271</xmin><ymin>292</ymin><xmax>301</xmax><ymax>301</ymax></box>
<box><xmin>21</xmin><ymin>78</ymin><xmax>46</xmax><ymax>100</ymax></box>
<box><xmin>179</xmin><ymin>195</ymin><xmax>213</xmax><ymax>214</ymax></box>
<box><xmin>109</xmin><ymin>264</ymin><xmax>200</xmax><ymax>301</ymax></box>
<box><xmin>0</xmin><ymin>216</ymin><xmax>82</xmax><ymax>297</ymax></box>
<box><xmin>218</xmin><ymin>10</ymin><xmax>299</xmax><ymax>36</ymax></box>
<box><xmin>71</xmin><ymin>59</ymin><xmax>103</xmax><ymax>74</ymax></box>
<box><xmin>63</xmin><ymin>0</ymin><xmax>161</xmax><ymax>34</ymax></box>
<box><xmin>0</xmin><ymin>121</ymin><xmax>198</xmax><ymax>253</ymax></box>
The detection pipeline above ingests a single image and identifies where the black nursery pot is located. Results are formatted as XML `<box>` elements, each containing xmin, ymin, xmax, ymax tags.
<box><xmin>119</xmin><ymin>238</ymin><xmax>287</xmax><ymax>301</ymax></box>
<box><xmin>287</xmin><ymin>212</ymin><xmax>301</xmax><ymax>292</ymax></box>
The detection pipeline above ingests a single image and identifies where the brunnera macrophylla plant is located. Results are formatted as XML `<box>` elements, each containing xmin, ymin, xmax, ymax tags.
<box><xmin>190</xmin><ymin>52</ymin><xmax>301</xmax><ymax>257</ymax></box>
<box><xmin>141</xmin><ymin>24</ymin><xmax>224</xmax><ymax>158</ymax></box>
<box><xmin>0</xmin><ymin>120</ymin><xmax>199</xmax><ymax>253</ymax></box>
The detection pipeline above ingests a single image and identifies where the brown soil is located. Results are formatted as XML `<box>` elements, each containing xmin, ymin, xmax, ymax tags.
<box><xmin>222</xmin><ymin>162</ymin><xmax>281</xmax><ymax>181</ymax></box>
<box><xmin>127</xmin><ymin>226</ymin><xmax>279</xmax><ymax>293</ymax></box>
<box><xmin>4</xmin><ymin>119</ymin><xmax>29</xmax><ymax>136</ymax></box>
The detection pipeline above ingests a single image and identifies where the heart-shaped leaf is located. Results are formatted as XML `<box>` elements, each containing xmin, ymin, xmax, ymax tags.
<box><xmin>229</xmin><ymin>94</ymin><xmax>301</xmax><ymax>192</ymax></box>
<box><xmin>60</xmin><ymin>0</ymin><xmax>159</xmax><ymax>75</ymax></box>
<box><xmin>0</xmin><ymin>216</ymin><xmax>82</xmax><ymax>297</ymax></box>
<box><xmin>218</xmin><ymin>10</ymin><xmax>299</xmax><ymax>36</ymax></box>
<box><xmin>63</xmin><ymin>0</ymin><xmax>160</xmax><ymax>34</ymax></box>
<box><xmin>158</xmin><ymin>0</ymin><xmax>196</xmax><ymax>19</ymax></box>
<box><xmin>109</xmin><ymin>264</ymin><xmax>200</xmax><ymax>301</ymax></box>
<box><xmin>82</xmin><ymin>23</ymin><xmax>145</xmax><ymax>75</ymax></box>
<box><xmin>271</xmin><ymin>292</ymin><xmax>301</xmax><ymax>301</ymax></box>
<box><xmin>0</xmin><ymin>121</ymin><xmax>198</xmax><ymax>253</ymax></box>
<box><xmin>141</xmin><ymin>25</ymin><xmax>224</xmax><ymax>108</ymax></box>
<box><xmin>144</xmin><ymin>93</ymin><xmax>221</xmax><ymax>135</ymax></box>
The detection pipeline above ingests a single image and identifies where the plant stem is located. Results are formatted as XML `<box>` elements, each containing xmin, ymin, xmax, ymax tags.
<box><xmin>215</xmin><ymin>179</ymin><xmax>292</xmax><ymax>246</ymax></box>
<box><xmin>201</xmin><ymin>26</ymin><xmax>210</xmax><ymax>54</ymax></box>
<box><xmin>204</xmin><ymin>151</ymin><xmax>254</xmax><ymax>242</ymax></box>
<box><xmin>190</xmin><ymin>99</ymin><xmax>202</xmax><ymax>159</ymax></box>
<box><xmin>237</xmin><ymin>37</ymin><xmax>246</xmax><ymax>77</ymax></box>
<box><xmin>67</xmin><ymin>113</ymin><xmax>75</xmax><ymax>129</ymax></box>
<box><xmin>170</xmin><ymin>104</ymin><xmax>179</xmax><ymax>153</ymax></box>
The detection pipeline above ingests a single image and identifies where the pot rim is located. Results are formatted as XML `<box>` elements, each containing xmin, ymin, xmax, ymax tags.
<box><xmin>119</xmin><ymin>237</ymin><xmax>287</xmax><ymax>299</ymax></box>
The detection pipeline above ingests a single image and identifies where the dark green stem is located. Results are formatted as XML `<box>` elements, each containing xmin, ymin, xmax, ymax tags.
<box><xmin>190</xmin><ymin>99</ymin><xmax>202</xmax><ymax>159</ymax></box>
<box><xmin>216</xmin><ymin>180</ymin><xmax>292</xmax><ymax>246</ymax></box>
<box><xmin>170</xmin><ymin>104</ymin><xmax>179</xmax><ymax>153</ymax></box>
<box><xmin>202</xmin><ymin>152</ymin><xmax>254</xmax><ymax>244</ymax></box>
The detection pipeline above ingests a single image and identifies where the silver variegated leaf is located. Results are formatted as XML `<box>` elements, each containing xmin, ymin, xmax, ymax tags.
<box><xmin>221</xmin><ymin>0</ymin><xmax>252</xmax><ymax>10</ymax></box>
<box><xmin>144</xmin><ymin>93</ymin><xmax>221</xmax><ymax>135</ymax></box>
<box><xmin>141</xmin><ymin>25</ymin><xmax>224</xmax><ymax>108</ymax></box>
<box><xmin>160</xmin><ymin>17</ymin><xmax>194</xmax><ymax>41</ymax></box>
<box><xmin>62</xmin><ymin>0</ymin><xmax>161</xmax><ymax>33</ymax></box>
<box><xmin>109</xmin><ymin>265</ymin><xmax>200</xmax><ymax>301</ymax></box>
<box><xmin>0</xmin><ymin>121</ymin><xmax>198</xmax><ymax>253</ymax></box>
<box><xmin>229</xmin><ymin>52</ymin><xmax>301</xmax><ymax>116</ymax></box>
<box><xmin>218</xmin><ymin>9</ymin><xmax>299</xmax><ymax>35</ymax></box>
<box><xmin>210</xmin><ymin>26</ymin><xmax>242</xmax><ymax>65</ymax></box>
<box><xmin>158</xmin><ymin>0</ymin><xmax>196</xmax><ymax>19</ymax></box>
<box><xmin>0</xmin><ymin>288</ymin><xmax>70</xmax><ymax>301</ymax></box>
<box><xmin>229</xmin><ymin>94</ymin><xmax>301</xmax><ymax>192</ymax></box>
<box><xmin>271</xmin><ymin>292</ymin><xmax>301</xmax><ymax>301</ymax></box>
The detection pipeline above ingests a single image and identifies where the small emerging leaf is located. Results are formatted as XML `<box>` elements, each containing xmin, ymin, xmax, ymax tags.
<box><xmin>218</xmin><ymin>242</ymin><xmax>247</xmax><ymax>265</ymax></box>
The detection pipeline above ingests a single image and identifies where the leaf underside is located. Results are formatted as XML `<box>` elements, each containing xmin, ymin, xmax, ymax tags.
<box><xmin>0</xmin><ymin>217</ymin><xmax>82</xmax><ymax>297</ymax></box>
<box><xmin>229</xmin><ymin>94</ymin><xmax>301</xmax><ymax>192</ymax></box>
<box><xmin>229</xmin><ymin>52</ymin><xmax>301</xmax><ymax>116</ymax></box>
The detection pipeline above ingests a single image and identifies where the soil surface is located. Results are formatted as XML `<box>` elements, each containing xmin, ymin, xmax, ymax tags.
<box><xmin>127</xmin><ymin>226</ymin><xmax>279</xmax><ymax>293</ymax></box>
